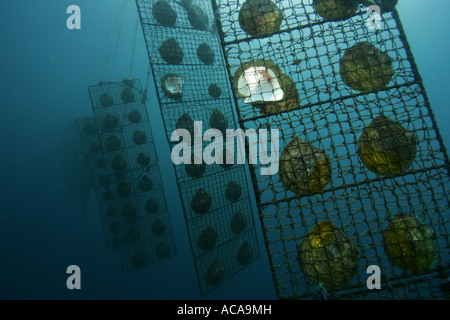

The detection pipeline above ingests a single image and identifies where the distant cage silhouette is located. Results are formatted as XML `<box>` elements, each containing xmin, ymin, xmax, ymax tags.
<box><xmin>84</xmin><ymin>79</ymin><xmax>176</xmax><ymax>272</ymax></box>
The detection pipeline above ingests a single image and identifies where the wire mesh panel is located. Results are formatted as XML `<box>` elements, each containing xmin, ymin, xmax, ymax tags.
<box><xmin>135</xmin><ymin>0</ymin><xmax>260</xmax><ymax>294</ymax></box>
<box><xmin>88</xmin><ymin>79</ymin><xmax>176</xmax><ymax>272</ymax></box>
<box><xmin>215</xmin><ymin>0</ymin><xmax>450</xmax><ymax>299</ymax></box>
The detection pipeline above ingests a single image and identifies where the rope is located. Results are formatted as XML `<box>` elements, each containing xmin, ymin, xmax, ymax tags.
<box><xmin>129</xmin><ymin>18</ymin><xmax>140</xmax><ymax>78</ymax></box>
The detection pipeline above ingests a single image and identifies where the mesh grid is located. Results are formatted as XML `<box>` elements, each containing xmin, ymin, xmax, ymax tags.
<box><xmin>135</xmin><ymin>0</ymin><xmax>260</xmax><ymax>294</ymax></box>
<box><xmin>87</xmin><ymin>79</ymin><xmax>176</xmax><ymax>272</ymax></box>
<box><xmin>215</xmin><ymin>0</ymin><xmax>450</xmax><ymax>299</ymax></box>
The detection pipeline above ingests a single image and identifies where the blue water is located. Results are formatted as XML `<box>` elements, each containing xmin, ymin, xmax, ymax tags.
<box><xmin>0</xmin><ymin>0</ymin><xmax>449</xmax><ymax>300</ymax></box>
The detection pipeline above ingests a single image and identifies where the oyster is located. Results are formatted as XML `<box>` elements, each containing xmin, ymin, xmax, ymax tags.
<box><xmin>111</xmin><ymin>155</ymin><xmax>127</xmax><ymax>172</ymax></box>
<box><xmin>225</xmin><ymin>180</ymin><xmax>242</xmax><ymax>202</ymax></box>
<box><xmin>103</xmin><ymin>114</ymin><xmax>119</xmax><ymax>130</ymax></box>
<box><xmin>152</xmin><ymin>0</ymin><xmax>177</xmax><ymax>27</ymax></box>
<box><xmin>198</xmin><ymin>226</ymin><xmax>218</xmax><ymax>251</ymax></box>
<box><xmin>177</xmin><ymin>0</ymin><xmax>212</xmax><ymax>32</ymax></box>
<box><xmin>136</xmin><ymin>152</ymin><xmax>150</xmax><ymax>167</ymax></box>
<box><xmin>99</xmin><ymin>93</ymin><xmax>113</xmax><ymax>107</ymax></box>
<box><xmin>145</xmin><ymin>197</ymin><xmax>160</xmax><ymax>214</ymax></box>
<box><xmin>238</xmin><ymin>0</ymin><xmax>283</xmax><ymax>37</ymax></box>
<box><xmin>340</xmin><ymin>41</ymin><xmax>393</xmax><ymax>92</ymax></box>
<box><xmin>279</xmin><ymin>137</ymin><xmax>331</xmax><ymax>195</ymax></box>
<box><xmin>191</xmin><ymin>188</ymin><xmax>212</xmax><ymax>215</ymax></box>
<box><xmin>185</xmin><ymin>156</ymin><xmax>206</xmax><ymax>179</ymax></box>
<box><xmin>120</xmin><ymin>87</ymin><xmax>135</xmax><ymax>103</ymax></box>
<box><xmin>208</xmin><ymin>84</ymin><xmax>222</xmax><ymax>99</ymax></box>
<box><xmin>138</xmin><ymin>176</ymin><xmax>153</xmax><ymax>192</ymax></box>
<box><xmin>132</xmin><ymin>130</ymin><xmax>147</xmax><ymax>145</ymax></box>
<box><xmin>104</xmin><ymin>135</ymin><xmax>121</xmax><ymax>151</ymax></box>
<box><xmin>232</xmin><ymin>59</ymin><xmax>299</xmax><ymax>115</ymax></box>
<box><xmin>209</xmin><ymin>109</ymin><xmax>228</xmax><ymax>134</ymax></box>
<box><xmin>159</xmin><ymin>38</ymin><xmax>183</xmax><ymax>65</ymax></box>
<box><xmin>231</xmin><ymin>211</ymin><xmax>247</xmax><ymax>235</ymax></box>
<box><xmin>197</xmin><ymin>43</ymin><xmax>215</xmax><ymax>65</ymax></box>
<box><xmin>358</xmin><ymin>115</ymin><xmax>416</xmax><ymax>176</ymax></box>
<box><xmin>162</xmin><ymin>73</ymin><xmax>184</xmax><ymax>101</ymax></box>
<box><xmin>383</xmin><ymin>212</ymin><xmax>437</xmax><ymax>273</ymax></box>
<box><xmin>204</xmin><ymin>258</ymin><xmax>225</xmax><ymax>286</ymax></box>
<box><xmin>128</xmin><ymin>109</ymin><xmax>142</xmax><ymax>123</ymax></box>
<box><xmin>313</xmin><ymin>0</ymin><xmax>358</xmax><ymax>21</ymax></box>
<box><xmin>151</xmin><ymin>219</ymin><xmax>166</xmax><ymax>236</ymax></box>
<box><xmin>297</xmin><ymin>220</ymin><xmax>360</xmax><ymax>291</ymax></box>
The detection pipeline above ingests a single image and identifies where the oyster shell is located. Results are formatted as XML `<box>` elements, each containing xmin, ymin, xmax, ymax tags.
<box><xmin>358</xmin><ymin>115</ymin><xmax>416</xmax><ymax>176</ymax></box>
<box><xmin>232</xmin><ymin>59</ymin><xmax>299</xmax><ymax>115</ymax></box>
<box><xmin>230</xmin><ymin>211</ymin><xmax>247</xmax><ymax>235</ymax></box>
<box><xmin>204</xmin><ymin>258</ymin><xmax>225</xmax><ymax>286</ymax></box>
<box><xmin>279</xmin><ymin>137</ymin><xmax>331</xmax><ymax>195</ymax></box>
<box><xmin>238</xmin><ymin>0</ymin><xmax>283</xmax><ymax>37</ymax></box>
<box><xmin>159</xmin><ymin>38</ymin><xmax>183</xmax><ymax>65</ymax></box>
<box><xmin>340</xmin><ymin>41</ymin><xmax>393</xmax><ymax>92</ymax></box>
<box><xmin>197</xmin><ymin>43</ymin><xmax>215</xmax><ymax>65</ymax></box>
<box><xmin>209</xmin><ymin>109</ymin><xmax>228</xmax><ymax>134</ymax></box>
<box><xmin>152</xmin><ymin>0</ymin><xmax>177</xmax><ymax>27</ymax></box>
<box><xmin>191</xmin><ymin>188</ymin><xmax>212</xmax><ymax>215</ymax></box>
<box><xmin>313</xmin><ymin>0</ymin><xmax>358</xmax><ymax>21</ymax></box>
<box><xmin>120</xmin><ymin>87</ymin><xmax>135</xmax><ymax>103</ymax></box>
<box><xmin>383</xmin><ymin>212</ymin><xmax>437</xmax><ymax>273</ymax></box>
<box><xmin>198</xmin><ymin>226</ymin><xmax>218</xmax><ymax>251</ymax></box>
<box><xmin>99</xmin><ymin>93</ymin><xmax>113</xmax><ymax>107</ymax></box>
<box><xmin>297</xmin><ymin>220</ymin><xmax>360</xmax><ymax>291</ymax></box>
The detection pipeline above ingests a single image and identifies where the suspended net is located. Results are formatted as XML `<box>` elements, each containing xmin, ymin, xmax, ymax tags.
<box><xmin>213</xmin><ymin>0</ymin><xmax>450</xmax><ymax>299</ymax></box>
<box><xmin>135</xmin><ymin>0</ymin><xmax>260</xmax><ymax>295</ymax></box>
<box><xmin>84</xmin><ymin>79</ymin><xmax>176</xmax><ymax>272</ymax></box>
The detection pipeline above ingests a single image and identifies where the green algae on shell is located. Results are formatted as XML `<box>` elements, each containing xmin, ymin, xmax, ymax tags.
<box><xmin>383</xmin><ymin>212</ymin><xmax>437</xmax><ymax>274</ymax></box>
<box><xmin>340</xmin><ymin>41</ymin><xmax>393</xmax><ymax>92</ymax></box>
<box><xmin>313</xmin><ymin>0</ymin><xmax>358</xmax><ymax>21</ymax></box>
<box><xmin>225</xmin><ymin>180</ymin><xmax>242</xmax><ymax>202</ymax></box>
<box><xmin>297</xmin><ymin>220</ymin><xmax>360</xmax><ymax>291</ymax></box>
<box><xmin>358</xmin><ymin>115</ymin><xmax>417</xmax><ymax>176</ymax></box>
<box><xmin>238</xmin><ymin>0</ymin><xmax>284</xmax><ymax>37</ymax></box>
<box><xmin>279</xmin><ymin>137</ymin><xmax>332</xmax><ymax>195</ymax></box>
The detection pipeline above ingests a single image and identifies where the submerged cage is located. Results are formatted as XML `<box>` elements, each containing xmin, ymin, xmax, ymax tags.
<box><xmin>136</xmin><ymin>0</ymin><xmax>450</xmax><ymax>298</ymax></box>
<box><xmin>87</xmin><ymin>79</ymin><xmax>176</xmax><ymax>272</ymax></box>
<box><xmin>136</xmin><ymin>0</ymin><xmax>261</xmax><ymax>295</ymax></box>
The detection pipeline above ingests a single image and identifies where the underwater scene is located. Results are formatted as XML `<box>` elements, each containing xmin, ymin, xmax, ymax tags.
<box><xmin>0</xmin><ymin>0</ymin><xmax>449</xmax><ymax>300</ymax></box>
